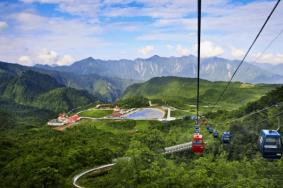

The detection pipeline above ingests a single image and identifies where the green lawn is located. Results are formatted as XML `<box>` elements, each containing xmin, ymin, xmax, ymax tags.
<box><xmin>122</xmin><ymin>77</ymin><xmax>277</xmax><ymax>111</ymax></box>
<box><xmin>171</xmin><ymin>109</ymin><xmax>190</xmax><ymax>118</ymax></box>
<box><xmin>79</xmin><ymin>109</ymin><xmax>112</xmax><ymax>118</ymax></box>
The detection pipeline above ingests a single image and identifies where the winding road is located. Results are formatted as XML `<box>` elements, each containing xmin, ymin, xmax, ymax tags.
<box><xmin>72</xmin><ymin>142</ymin><xmax>192</xmax><ymax>187</ymax></box>
<box><xmin>73</xmin><ymin>163</ymin><xmax>116</xmax><ymax>188</ymax></box>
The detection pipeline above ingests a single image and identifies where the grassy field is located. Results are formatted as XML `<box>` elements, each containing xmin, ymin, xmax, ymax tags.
<box><xmin>78</xmin><ymin>109</ymin><xmax>113</xmax><ymax>118</ymax></box>
<box><xmin>122</xmin><ymin>77</ymin><xmax>277</xmax><ymax>111</ymax></box>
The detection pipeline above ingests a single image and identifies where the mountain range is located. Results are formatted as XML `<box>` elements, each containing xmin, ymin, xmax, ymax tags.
<box><xmin>35</xmin><ymin>55</ymin><xmax>283</xmax><ymax>84</ymax></box>
<box><xmin>0</xmin><ymin>61</ymin><xmax>136</xmax><ymax>102</ymax></box>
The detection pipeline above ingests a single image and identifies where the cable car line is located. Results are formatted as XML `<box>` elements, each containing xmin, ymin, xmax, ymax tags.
<box><xmin>243</xmin><ymin>27</ymin><xmax>283</xmax><ymax>73</ymax></box>
<box><xmin>257</xmin><ymin>110</ymin><xmax>283</xmax><ymax>125</ymax></box>
<box><xmin>196</xmin><ymin>0</ymin><xmax>201</xmax><ymax>121</ymax></box>
<box><xmin>223</xmin><ymin>103</ymin><xmax>282</xmax><ymax>125</ymax></box>
<box><xmin>211</xmin><ymin>0</ymin><xmax>281</xmax><ymax>112</ymax></box>
<box><xmin>211</xmin><ymin>102</ymin><xmax>282</xmax><ymax>131</ymax></box>
<box><xmin>192</xmin><ymin>0</ymin><xmax>205</xmax><ymax>155</ymax></box>
<box><xmin>253</xmin><ymin>28</ymin><xmax>283</xmax><ymax>63</ymax></box>
<box><xmin>190</xmin><ymin>0</ymin><xmax>282</xmax><ymax>158</ymax></box>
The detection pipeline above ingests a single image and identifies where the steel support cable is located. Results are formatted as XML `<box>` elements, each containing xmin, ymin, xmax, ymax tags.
<box><xmin>230</xmin><ymin>103</ymin><xmax>282</xmax><ymax>122</ymax></box>
<box><xmin>253</xmin><ymin>28</ymin><xmax>283</xmax><ymax>63</ymax></box>
<box><xmin>243</xmin><ymin>28</ymin><xmax>283</xmax><ymax>73</ymax></box>
<box><xmin>196</xmin><ymin>0</ymin><xmax>201</xmax><ymax>123</ymax></box>
<box><xmin>213</xmin><ymin>102</ymin><xmax>283</xmax><ymax>128</ymax></box>
<box><xmin>257</xmin><ymin>110</ymin><xmax>283</xmax><ymax>125</ymax></box>
<box><xmin>211</xmin><ymin>0</ymin><xmax>281</xmax><ymax>112</ymax></box>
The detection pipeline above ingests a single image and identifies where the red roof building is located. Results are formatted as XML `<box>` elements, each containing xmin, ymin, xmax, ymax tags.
<box><xmin>68</xmin><ymin>114</ymin><xmax>81</xmax><ymax>123</ymax></box>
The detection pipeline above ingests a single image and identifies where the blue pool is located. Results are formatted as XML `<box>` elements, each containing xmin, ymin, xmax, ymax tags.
<box><xmin>124</xmin><ymin>108</ymin><xmax>165</xmax><ymax>120</ymax></box>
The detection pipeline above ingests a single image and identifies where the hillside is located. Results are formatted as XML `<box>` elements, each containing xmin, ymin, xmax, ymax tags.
<box><xmin>205</xmin><ymin>86</ymin><xmax>283</xmax><ymax>161</ymax></box>
<box><xmin>35</xmin><ymin>55</ymin><xmax>283</xmax><ymax>84</ymax></box>
<box><xmin>0</xmin><ymin>61</ymin><xmax>136</xmax><ymax>102</ymax></box>
<box><xmin>122</xmin><ymin>76</ymin><xmax>278</xmax><ymax>109</ymax></box>
<box><xmin>33</xmin><ymin>68</ymin><xmax>138</xmax><ymax>102</ymax></box>
<box><xmin>0</xmin><ymin>64</ymin><xmax>99</xmax><ymax>114</ymax></box>
<box><xmin>1</xmin><ymin>79</ymin><xmax>283</xmax><ymax>187</ymax></box>
<box><xmin>0</xmin><ymin>98</ymin><xmax>55</xmax><ymax>128</ymax></box>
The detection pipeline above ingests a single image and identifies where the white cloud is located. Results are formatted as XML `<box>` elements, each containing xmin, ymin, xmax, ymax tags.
<box><xmin>195</xmin><ymin>41</ymin><xmax>224</xmax><ymax>58</ymax></box>
<box><xmin>176</xmin><ymin>45</ymin><xmax>190</xmax><ymax>56</ymax></box>
<box><xmin>57</xmin><ymin>55</ymin><xmax>75</xmax><ymax>65</ymax></box>
<box><xmin>231</xmin><ymin>47</ymin><xmax>245</xmax><ymax>59</ymax></box>
<box><xmin>138</xmin><ymin>45</ymin><xmax>154</xmax><ymax>55</ymax></box>
<box><xmin>21</xmin><ymin>0</ymin><xmax>100</xmax><ymax>19</ymax></box>
<box><xmin>0</xmin><ymin>10</ymin><xmax>106</xmax><ymax>62</ymax></box>
<box><xmin>166</xmin><ymin>44</ymin><xmax>174</xmax><ymax>50</ymax></box>
<box><xmin>2</xmin><ymin>0</ymin><xmax>282</xmax><ymax>61</ymax></box>
<box><xmin>18</xmin><ymin>56</ymin><xmax>33</xmax><ymax>66</ymax></box>
<box><xmin>0</xmin><ymin>21</ymin><xmax>8</xmax><ymax>30</ymax></box>
<box><xmin>252</xmin><ymin>53</ymin><xmax>283</xmax><ymax>64</ymax></box>
<box><xmin>37</xmin><ymin>48</ymin><xmax>75</xmax><ymax>65</ymax></box>
<box><xmin>137</xmin><ymin>32</ymin><xmax>195</xmax><ymax>42</ymax></box>
<box><xmin>37</xmin><ymin>48</ymin><xmax>58</xmax><ymax>64</ymax></box>
<box><xmin>17</xmin><ymin>49</ymin><xmax>75</xmax><ymax>66</ymax></box>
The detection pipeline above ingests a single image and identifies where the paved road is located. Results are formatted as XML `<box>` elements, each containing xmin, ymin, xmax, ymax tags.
<box><xmin>73</xmin><ymin>163</ymin><xmax>116</xmax><ymax>188</ymax></box>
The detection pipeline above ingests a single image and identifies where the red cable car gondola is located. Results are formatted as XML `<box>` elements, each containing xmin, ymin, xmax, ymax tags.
<box><xmin>192</xmin><ymin>133</ymin><xmax>205</xmax><ymax>154</ymax></box>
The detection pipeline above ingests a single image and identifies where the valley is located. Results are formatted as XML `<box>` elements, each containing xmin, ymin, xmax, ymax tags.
<box><xmin>2</xmin><ymin>0</ymin><xmax>283</xmax><ymax>187</ymax></box>
<box><xmin>2</xmin><ymin>84</ymin><xmax>283</xmax><ymax>187</ymax></box>
<box><xmin>0</xmin><ymin>56</ymin><xmax>282</xmax><ymax>188</ymax></box>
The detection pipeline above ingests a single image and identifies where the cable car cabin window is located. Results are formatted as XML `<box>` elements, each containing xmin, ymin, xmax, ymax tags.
<box><xmin>265</xmin><ymin>137</ymin><xmax>280</xmax><ymax>145</ymax></box>
<box><xmin>193</xmin><ymin>140</ymin><xmax>203</xmax><ymax>145</ymax></box>
<box><xmin>264</xmin><ymin>137</ymin><xmax>281</xmax><ymax>149</ymax></box>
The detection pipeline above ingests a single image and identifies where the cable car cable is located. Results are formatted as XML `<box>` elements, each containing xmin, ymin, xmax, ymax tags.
<box><xmin>276</xmin><ymin>117</ymin><xmax>280</xmax><ymax>131</ymax></box>
<box><xmin>192</xmin><ymin>0</ymin><xmax>205</xmax><ymax>155</ymax></box>
<box><xmin>257</xmin><ymin>110</ymin><xmax>283</xmax><ymax>125</ymax></box>
<box><xmin>243</xmin><ymin>27</ymin><xmax>283</xmax><ymax>73</ymax></box>
<box><xmin>211</xmin><ymin>0</ymin><xmax>281</xmax><ymax>112</ymax></box>
<box><xmin>229</xmin><ymin>103</ymin><xmax>282</xmax><ymax>123</ymax></box>
<box><xmin>213</xmin><ymin>102</ymin><xmax>283</xmax><ymax>128</ymax></box>
<box><xmin>196</xmin><ymin>0</ymin><xmax>201</xmax><ymax>123</ymax></box>
<box><xmin>253</xmin><ymin>28</ymin><xmax>283</xmax><ymax>63</ymax></box>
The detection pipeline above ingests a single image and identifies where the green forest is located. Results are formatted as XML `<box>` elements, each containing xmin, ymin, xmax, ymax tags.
<box><xmin>2</xmin><ymin>0</ymin><xmax>283</xmax><ymax>187</ymax></box>
<box><xmin>1</xmin><ymin>83</ymin><xmax>283</xmax><ymax>187</ymax></box>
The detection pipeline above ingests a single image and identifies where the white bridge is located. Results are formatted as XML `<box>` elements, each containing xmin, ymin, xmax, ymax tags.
<box><xmin>164</xmin><ymin>142</ymin><xmax>192</xmax><ymax>154</ymax></box>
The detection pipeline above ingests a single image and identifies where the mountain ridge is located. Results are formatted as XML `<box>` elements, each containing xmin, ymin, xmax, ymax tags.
<box><xmin>0</xmin><ymin>62</ymin><xmax>100</xmax><ymax>113</ymax></box>
<box><xmin>34</xmin><ymin>55</ymin><xmax>283</xmax><ymax>84</ymax></box>
<box><xmin>1</xmin><ymin>61</ymin><xmax>136</xmax><ymax>102</ymax></box>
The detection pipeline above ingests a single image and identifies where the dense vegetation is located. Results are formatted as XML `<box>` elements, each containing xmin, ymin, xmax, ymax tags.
<box><xmin>0</xmin><ymin>123</ymin><xmax>130</xmax><ymax>187</ymax></box>
<box><xmin>83</xmin><ymin>86</ymin><xmax>283</xmax><ymax>187</ymax></box>
<box><xmin>117</xmin><ymin>96</ymin><xmax>149</xmax><ymax>108</ymax></box>
<box><xmin>1</xmin><ymin>75</ymin><xmax>283</xmax><ymax>187</ymax></box>
<box><xmin>0</xmin><ymin>64</ymin><xmax>99</xmax><ymax>114</ymax></box>
<box><xmin>122</xmin><ymin>76</ymin><xmax>277</xmax><ymax>110</ymax></box>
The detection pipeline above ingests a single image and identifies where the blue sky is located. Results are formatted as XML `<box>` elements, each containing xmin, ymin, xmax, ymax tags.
<box><xmin>0</xmin><ymin>0</ymin><xmax>282</xmax><ymax>66</ymax></box>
